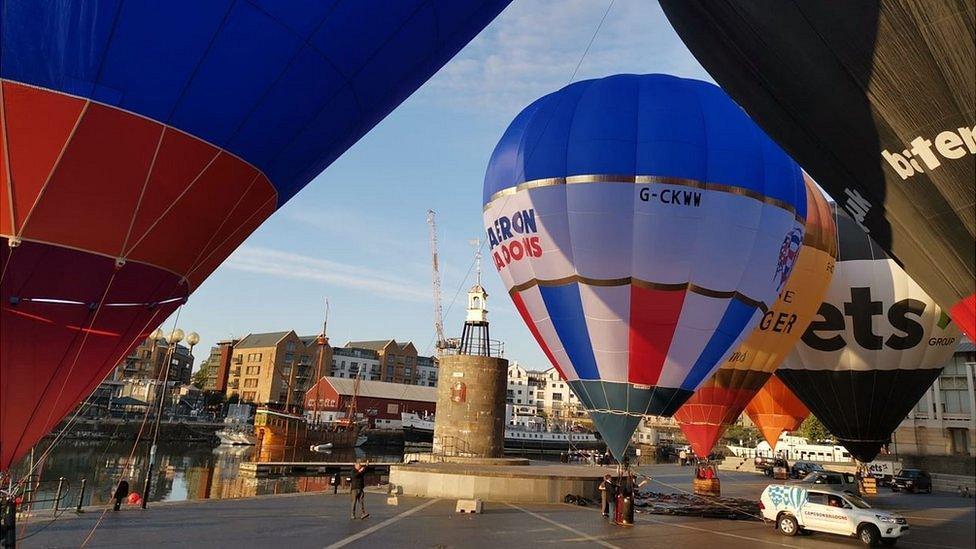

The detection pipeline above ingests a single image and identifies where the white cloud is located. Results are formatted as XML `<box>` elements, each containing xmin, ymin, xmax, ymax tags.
<box><xmin>224</xmin><ymin>246</ymin><xmax>430</xmax><ymax>302</ymax></box>
<box><xmin>424</xmin><ymin>0</ymin><xmax>713</xmax><ymax>116</ymax></box>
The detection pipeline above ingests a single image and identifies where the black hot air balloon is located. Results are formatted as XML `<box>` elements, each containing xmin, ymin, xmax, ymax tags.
<box><xmin>779</xmin><ymin>212</ymin><xmax>961</xmax><ymax>462</ymax></box>
<box><xmin>659</xmin><ymin>0</ymin><xmax>976</xmax><ymax>338</ymax></box>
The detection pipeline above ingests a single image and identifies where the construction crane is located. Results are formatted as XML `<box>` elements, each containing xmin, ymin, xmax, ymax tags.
<box><xmin>427</xmin><ymin>209</ymin><xmax>450</xmax><ymax>353</ymax></box>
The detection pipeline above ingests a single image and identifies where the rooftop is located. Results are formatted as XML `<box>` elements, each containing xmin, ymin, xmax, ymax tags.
<box><xmin>346</xmin><ymin>340</ymin><xmax>416</xmax><ymax>352</ymax></box>
<box><xmin>235</xmin><ymin>331</ymin><xmax>291</xmax><ymax>349</ymax></box>
<box><xmin>322</xmin><ymin>376</ymin><xmax>436</xmax><ymax>403</ymax></box>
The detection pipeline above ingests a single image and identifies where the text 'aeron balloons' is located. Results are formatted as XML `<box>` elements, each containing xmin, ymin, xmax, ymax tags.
<box><xmin>0</xmin><ymin>0</ymin><xmax>510</xmax><ymax>472</ymax></box>
<box><xmin>675</xmin><ymin>175</ymin><xmax>836</xmax><ymax>457</ymax></box>
<box><xmin>482</xmin><ymin>74</ymin><xmax>807</xmax><ymax>460</ymax></box>
<box><xmin>745</xmin><ymin>375</ymin><xmax>810</xmax><ymax>450</ymax></box>
<box><xmin>780</xmin><ymin>212</ymin><xmax>961</xmax><ymax>462</ymax></box>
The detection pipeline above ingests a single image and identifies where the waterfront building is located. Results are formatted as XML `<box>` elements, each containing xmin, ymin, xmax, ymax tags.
<box><xmin>415</xmin><ymin>355</ymin><xmax>438</xmax><ymax>387</ymax></box>
<box><xmin>506</xmin><ymin>361</ymin><xmax>540</xmax><ymax>409</ymax></box>
<box><xmin>304</xmin><ymin>377</ymin><xmax>436</xmax><ymax>428</ymax></box>
<box><xmin>108</xmin><ymin>337</ymin><xmax>194</xmax><ymax>384</ymax></box>
<box><xmin>226</xmin><ymin>331</ymin><xmax>315</xmax><ymax>409</ymax></box>
<box><xmin>344</xmin><ymin>340</ymin><xmax>419</xmax><ymax>384</ymax></box>
<box><xmin>540</xmin><ymin>367</ymin><xmax>585</xmax><ymax>421</ymax></box>
<box><xmin>331</xmin><ymin>346</ymin><xmax>381</xmax><ymax>380</ymax></box>
<box><xmin>893</xmin><ymin>337</ymin><xmax>976</xmax><ymax>457</ymax></box>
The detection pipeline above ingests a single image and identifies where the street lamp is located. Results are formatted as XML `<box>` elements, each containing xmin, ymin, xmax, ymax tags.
<box><xmin>141</xmin><ymin>327</ymin><xmax>193</xmax><ymax>509</ymax></box>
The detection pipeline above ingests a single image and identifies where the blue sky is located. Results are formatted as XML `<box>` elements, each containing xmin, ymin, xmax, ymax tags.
<box><xmin>173</xmin><ymin>0</ymin><xmax>714</xmax><ymax>370</ymax></box>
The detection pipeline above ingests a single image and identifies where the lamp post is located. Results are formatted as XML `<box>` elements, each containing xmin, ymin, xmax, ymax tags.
<box><xmin>141</xmin><ymin>328</ymin><xmax>189</xmax><ymax>509</ymax></box>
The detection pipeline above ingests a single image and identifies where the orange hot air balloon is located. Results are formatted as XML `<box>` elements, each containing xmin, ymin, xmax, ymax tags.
<box><xmin>745</xmin><ymin>375</ymin><xmax>810</xmax><ymax>449</ymax></box>
<box><xmin>676</xmin><ymin>175</ymin><xmax>836</xmax><ymax>457</ymax></box>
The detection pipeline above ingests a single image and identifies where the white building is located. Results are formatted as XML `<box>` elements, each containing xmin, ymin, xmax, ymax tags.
<box><xmin>506</xmin><ymin>361</ymin><xmax>539</xmax><ymax>410</ymax></box>
<box><xmin>893</xmin><ymin>338</ymin><xmax>975</xmax><ymax>456</ymax></box>
<box><xmin>331</xmin><ymin>347</ymin><xmax>381</xmax><ymax>381</ymax></box>
<box><xmin>415</xmin><ymin>355</ymin><xmax>438</xmax><ymax>387</ymax></box>
<box><xmin>540</xmin><ymin>367</ymin><xmax>584</xmax><ymax>420</ymax></box>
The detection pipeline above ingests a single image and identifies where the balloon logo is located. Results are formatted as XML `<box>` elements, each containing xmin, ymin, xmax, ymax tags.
<box><xmin>774</xmin><ymin>228</ymin><xmax>803</xmax><ymax>292</ymax></box>
<box><xmin>780</xmin><ymin>211</ymin><xmax>961</xmax><ymax>462</ymax></box>
<box><xmin>483</xmin><ymin>74</ymin><xmax>807</xmax><ymax>459</ymax></box>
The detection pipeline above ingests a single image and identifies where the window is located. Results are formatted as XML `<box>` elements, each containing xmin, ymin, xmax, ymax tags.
<box><xmin>243</xmin><ymin>378</ymin><xmax>258</xmax><ymax>388</ymax></box>
<box><xmin>387</xmin><ymin>403</ymin><xmax>399</xmax><ymax>414</ymax></box>
<box><xmin>242</xmin><ymin>391</ymin><xmax>256</xmax><ymax>401</ymax></box>
<box><xmin>286</xmin><ymin>341</ymin><xmax>296</xmax><ymax>351</ymax></box>
<box><xmin>284</xmin><ymin>352</ymin><xmax>295</xmax><ymax>363</ymax></box>
<box><xmin>246</xmin><ymin>366</ymin><xmax>260</xmax><ymax>375</ymax></box>
<box><xmin>552</xmin><ymin>393</ymin><xmax>563</xmax><ymax>401</ymax></box>
<box><xmin>405</xmin><ymin>368</ymin><xmax>412</xmax><ymax>376</ymax></box>
<box><xmin>806</xmin><ymin>492</ymin><xmax>828</xmax><ymax>505</ymax></box>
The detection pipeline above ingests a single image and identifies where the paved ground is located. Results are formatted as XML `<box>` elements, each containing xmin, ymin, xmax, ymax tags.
<box><xmin>17</xmin><ymin>465</ymin><xmax>975</xmax><ymax>548</ymax></box>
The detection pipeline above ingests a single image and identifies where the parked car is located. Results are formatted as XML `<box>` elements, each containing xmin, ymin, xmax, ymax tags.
<box><xmin>891</xmin><ymin>469</ymin><xmax>932</xmax><ymax>493</ymax></box>
<box><xmin>760</xmin><ymin>484</ymin><xmax>908</xmax><ymax>546</ymax></box>
<box><xmin>791</xmin><ymin>461</ymin><xmax>825</xmax><ymax>479</ymax></box>
<box><xmin>796</xmin><ymin>470</ymin><xmax>860</xmax><ymax>495</ymax></box>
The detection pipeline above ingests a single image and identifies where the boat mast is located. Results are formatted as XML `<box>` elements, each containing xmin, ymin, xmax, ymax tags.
<box><xmin>312</xmin><ymin>299</ymin><xmax>329</xmax><ymax>427</ymax></box>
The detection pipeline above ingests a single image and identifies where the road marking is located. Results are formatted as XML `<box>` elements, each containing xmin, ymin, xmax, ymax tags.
<box><xmin>638</xmin><ymin>515</ymin><xmax>801</xmax><ymax>548</ymax></box>
<box><xmin>324</xmin><ymin>498</ymin><xmax>440</xmax><ymax>549</ymax></box>
<box><xmin>506</xmin><ymin>503</ymin><xmax>621</xmax><ymax>549</ymax></box>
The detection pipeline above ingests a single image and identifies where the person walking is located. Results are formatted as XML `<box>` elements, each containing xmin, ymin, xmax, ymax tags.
<box><xmin>598</xmin><ymin>474</ymin><xmax>617</xmax><ymax>519</ymax></box>
<box><xmin>350</xmin><ymin>460</ymin><xmax>369</xmax><ymax>520</ymax></box>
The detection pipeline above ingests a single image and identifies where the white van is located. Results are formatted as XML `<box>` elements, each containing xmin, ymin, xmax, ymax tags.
<box><xmin>759</xmin><ymin>484</ymin><xmax>908</xmax><ymax>546</ymax></box>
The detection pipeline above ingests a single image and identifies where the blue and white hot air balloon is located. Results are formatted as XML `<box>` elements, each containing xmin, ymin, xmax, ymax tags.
<box><xmin>482</xmin><ymin>74</ymin><xmax>807</xmax><ymax>459</ymax></box>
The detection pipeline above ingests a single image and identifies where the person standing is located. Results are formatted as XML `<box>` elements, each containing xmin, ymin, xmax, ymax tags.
<box><xmin>598</xmin><ymin>474</ymin><xmax>617</xmax><ymax>518</ymax></box>
<box><xmin>350</xmin><ymin>460</ymin><xmax>369</xmax><ymax>520</ymax></box>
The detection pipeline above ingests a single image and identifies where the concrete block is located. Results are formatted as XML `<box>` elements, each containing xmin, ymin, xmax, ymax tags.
<box><xmin>456</xmin><ymin>499</ymin><xmax>483</xmax><ymax>514</ymax></box>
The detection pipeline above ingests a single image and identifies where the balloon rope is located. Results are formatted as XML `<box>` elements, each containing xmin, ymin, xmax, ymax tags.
<box><xmin>80</xmin><ymin>303</ymin><xmax>185</xmax><ymax>548</ymax></box>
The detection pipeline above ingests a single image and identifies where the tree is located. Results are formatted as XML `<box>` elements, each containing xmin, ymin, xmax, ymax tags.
<box><xmin>191</xmin><ymin>363</ymin><xmax>211</xmax><ymax>389</ymax></box>
<box><xmin>725</xmin><ymin>423</ymin><xmax>760</xmax><ymax>446</ymax></box>
<box><xmin>797</xmin><ymin>415</ymin><xmax>834</xmax><ymax>443</ymax></box>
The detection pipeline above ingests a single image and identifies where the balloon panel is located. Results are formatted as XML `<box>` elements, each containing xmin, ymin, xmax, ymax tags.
<box><xmin>483</xmin><ymin>74</ymin><xmax>808</xmax><ymax>459</ymax></box>
<box><xmin>674</xmin><ymin>176</ymin><xmax>837</xmax><ymax>455</ymax></box>
<box><xmin>659</xmin><ymin>0</ymin><xmax>976</xmax><ymax>338</ymax></box>
<box><xmin>746</xmin><ymin>375</ymin><xmax>810</xmax><ymax>449</ymax></box>
<box><xmin>0</xmin><ymin>0</ymin><xmax>510</xmax><ymax>471</ymax></box>
<box><xmin>780</xmin><ymin>213</ymin><xmax>961</xmax><ymax>461</ymax></box>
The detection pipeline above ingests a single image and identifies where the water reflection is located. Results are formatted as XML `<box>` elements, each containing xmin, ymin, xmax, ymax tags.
<box><xmin>18</xmin><ymin>441</ymin><xmax>402</xmax><ymax>510</ymax></box>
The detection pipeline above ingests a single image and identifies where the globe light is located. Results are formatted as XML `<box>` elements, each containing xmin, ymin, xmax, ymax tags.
<box><xmin>186</xmin><ymin>332</ymin><xmax>200</xmax><ymax>347</ymax></box>
<box><xmin>167</xmin><ymin>328</ymin><xmax>185</xmax><ymax>344</ymax></box>
<box><xmin>150</xmin><ymin>328</ymin><xmax>165</xmax><ymax>342</ymax></box>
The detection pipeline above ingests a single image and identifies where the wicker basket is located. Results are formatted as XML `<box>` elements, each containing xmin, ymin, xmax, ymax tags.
<box><xmin>693</xmin><ymin>477</ymin><xmax>721</xmax><ymax>497</ymax></box>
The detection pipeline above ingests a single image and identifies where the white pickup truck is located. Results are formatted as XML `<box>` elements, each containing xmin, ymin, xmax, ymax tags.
<box><xmin>760</xmin><ymin>484</ymin><xmax>908</xmax><ymax>546</ymax></box>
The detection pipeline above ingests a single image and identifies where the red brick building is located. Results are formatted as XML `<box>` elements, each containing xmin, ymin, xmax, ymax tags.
<box><xmin>304</xmin><ymin>376</ymin><xmax>436</xmax><ymax>428</ymax></box>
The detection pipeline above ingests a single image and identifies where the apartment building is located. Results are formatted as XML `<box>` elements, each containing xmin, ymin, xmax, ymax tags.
<box><xmin>332</xmin><ymin>346</ymin><xmax>381</xmax><ymax>380</ymax></box>
<box><xmin>345</xmin><ymin>340</ymin><xmax>419</xmax><ymax>384</ymax></box>
<box><xmin>109</xmin><ymin>336</ymin><xmax>193</xmax><ymax>385</ymax></box>
<box><xmin>226</xmin><ymin>331</ymin><xmax>315</xmax><ymax>408</ymax></box>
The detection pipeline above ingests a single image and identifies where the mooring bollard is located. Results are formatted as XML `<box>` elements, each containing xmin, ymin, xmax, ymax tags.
<box><xmin>53</xmin><ymin>477</ymin><xmax>65</xmax><ymax>512</ymax></box>
<box><xmin>76</xmin><ymin>479</ymin><xmax>87</xmax><ymax>513</ymax></box>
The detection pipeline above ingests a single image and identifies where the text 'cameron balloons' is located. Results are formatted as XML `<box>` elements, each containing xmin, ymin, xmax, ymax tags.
<box><xmin>482</xmin><ymin>74</ymin><xmax>807</xmax><ymax>460</ymax></box>
<box><xmin>660</xmin><ymin>0</ymin><xmax>976</xmax><ymax>338</ymax></box>
<box><xmin>780</xmin><ymin>212</ymin><xmax>961</xmax><ymax>462</ymax></box>
<box><xmin>745</xmin><ymin>375</ymin><xmax>810</xmax><ymax>450</ymax></box>
<box><xmin>0</xmin><ymin>0</ymin><xmax>510</xmax><ymax>472</ymax></box>
<box><xmin>675</xmin><ymin>175</ymin><xmax>836</xmax><ymax>457</ymax></box>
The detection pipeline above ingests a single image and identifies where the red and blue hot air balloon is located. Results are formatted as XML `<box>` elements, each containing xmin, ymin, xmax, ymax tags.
<box><xmin>483</xmin><ymin>74</ymin><xmax>808</xmax><ymax>460</ymax></box>
<box><xmin>0</xmin><ymin>0</ymin><xmax>510</xmax><ymax>473</ymax></box>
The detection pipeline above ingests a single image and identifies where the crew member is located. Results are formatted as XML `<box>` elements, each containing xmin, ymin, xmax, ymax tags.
<box><xmin>598</xmin><ymin>474</ymin><xmax>617</xmax><ymax>518</ymax></box>
<box><xmin>350</xmin><ymin>460</ymin><xmax>370</xmax><ymax>520</ymax></box>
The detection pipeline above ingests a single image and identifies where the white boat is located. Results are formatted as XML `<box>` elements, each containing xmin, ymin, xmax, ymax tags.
<box><xmin>217</xmin><ymin>403</ymin><xmax>256</xmax><ymax>446</ymax></box>
<box><xmin>401</xmin><ymin>412</ymin><xmax>601</xmax><ymax>451</ymax></box>
<box><xmin>310</xmin><ymin>443</ymin><xmax>334</xmax><ymax>452</ymax></box>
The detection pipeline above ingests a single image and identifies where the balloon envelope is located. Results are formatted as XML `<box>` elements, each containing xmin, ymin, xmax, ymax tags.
<box><xmin>0</xmin><ymin>0</ymin><xmax>510</xmax><ymax>471</ymax></box>
<box><xmin>676</xmin><ymin>175</ymin><xmax>836</xmax><ymax>456</ymax></box>
<box><xmin>660</xmin><ymin>0</ymin><xmax>976</xmax><ymax>339</ymax></box>
<box><xmin>482</xmin><ymin>74</ymin><xmax>807</xmax><ymax>460</ymax></box>
<box><xmin>780</xmin><ymin>212</ymin><xmax>961</xmax><ymax>462</ymax></box>
<box><xmin>745</xmin><ymin>375</ymin><xmax>810</xmax><ymax>449</ymax></box>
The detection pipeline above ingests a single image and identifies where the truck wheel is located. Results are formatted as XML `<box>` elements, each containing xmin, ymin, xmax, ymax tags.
<box><xmin>858</xmin><ymin>524</ymin><xmax>881</xmax><ymax>546</ymax></box>
<box><xmin>777</xmin><ymin>514</ymin><xmax>799</xmax><ymax>536</ymax></box>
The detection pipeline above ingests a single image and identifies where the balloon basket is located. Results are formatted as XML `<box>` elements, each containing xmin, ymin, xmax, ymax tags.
<box><xmin>692</xmin><ymin>478</ymin><xmax>721</xmax><ymax>497</ymax></box>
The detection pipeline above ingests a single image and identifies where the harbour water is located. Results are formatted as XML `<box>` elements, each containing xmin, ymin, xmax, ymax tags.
<box><xmin>15</xmin><ymin>440</ymin><xmax>403</xmax><ymax>510</ymax></box>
